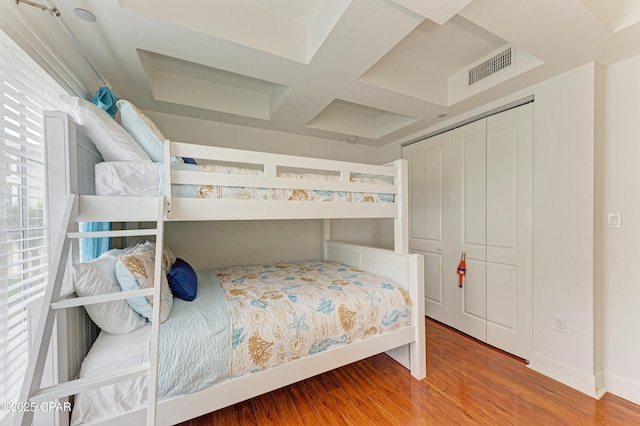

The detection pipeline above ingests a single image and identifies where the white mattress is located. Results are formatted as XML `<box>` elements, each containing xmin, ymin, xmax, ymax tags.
<box><xmin>70</xmin><ymin>325</ymin><xmax>150</xmax><ymax>425</ymax></box>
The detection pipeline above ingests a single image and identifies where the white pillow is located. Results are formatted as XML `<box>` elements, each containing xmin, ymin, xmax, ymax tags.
<box><xmin>59</xmin><ymin>95</ymin><xmax>151</xmax><ymax>163</ymax></box>
<box><xmin>73</xmin><ymin>248</ymin><xmax>147</xmax><ymax>334</ymax></box>
<box><xmin>115</xmin><ymin>242</ymin><xmax>174</xmax><ymax>322</ymax></box>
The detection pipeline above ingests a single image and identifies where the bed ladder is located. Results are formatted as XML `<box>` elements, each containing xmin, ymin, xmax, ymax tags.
<box><xmin>15</xmin><ymin>194</ymin><xmax>165</xmax><ymax>426</ymax></box>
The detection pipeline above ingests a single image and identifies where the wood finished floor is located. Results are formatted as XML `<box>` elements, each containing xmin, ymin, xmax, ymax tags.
<box><xmin>180</xmin><ymin>318</ymin><xmax>639</xmax><ymax>425</ymax></box>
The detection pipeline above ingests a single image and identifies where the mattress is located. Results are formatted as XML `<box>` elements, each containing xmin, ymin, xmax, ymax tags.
<box><xmin>71</xmin><ymin>261</ymin><xmax>413</xmax><ymax>425</ymax></box>
<box><xmin>95</xmin><ymin>161</ymin><xmax>394</xmax><ymax>202</ymax></box>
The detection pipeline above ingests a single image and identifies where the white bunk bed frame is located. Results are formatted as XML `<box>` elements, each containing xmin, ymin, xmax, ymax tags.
<box><xmin>18</xmin><ymin>112</ymin><xmax>425</xmax><ymax>426</ymax></box>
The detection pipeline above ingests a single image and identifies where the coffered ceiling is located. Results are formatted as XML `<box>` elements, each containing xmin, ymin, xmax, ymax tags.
<box><xmin>13</xmin><ymin>0</ymin><xmax>640</xmax><ymax>146</ymax></box>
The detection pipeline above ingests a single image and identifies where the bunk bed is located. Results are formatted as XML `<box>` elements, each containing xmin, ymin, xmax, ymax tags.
<box><xmin>19</xmin><ymin>107</ymin><xmax>425</xmax><ymax>426</ymax></box>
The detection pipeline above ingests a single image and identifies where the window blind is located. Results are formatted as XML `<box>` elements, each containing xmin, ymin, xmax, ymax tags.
<box><xmin>0</xmin><ymin>30</ymin><xmax>64</xmax><ymax>420</ymax></box>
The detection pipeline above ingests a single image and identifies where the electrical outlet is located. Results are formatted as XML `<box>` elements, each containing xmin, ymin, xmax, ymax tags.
<box><xmin>554</xmin><ymin>316</ymin><xmax>567</xmax><ymax>334</ymax></box>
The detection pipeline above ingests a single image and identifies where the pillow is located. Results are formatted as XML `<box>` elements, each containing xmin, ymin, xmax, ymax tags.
<box><xmin>141</xmin><ymin>241</ymin><xmax>176</xmax><ymax>271</ymax></box>
<box><xmin>73</xmin><ymin>248</ymin><xmax>147</xmax><ymax>334</ymax></box>
<box><xmin>59</xmin><ymin>95</ymin><xmax>151</xmax><ymax>163</ymax></box>
<box><xmin>91</xmin><ymin>85</ymin><xmax>118</xmax><ymax>118</ymax></box>
<box><xmin>117</xmin><ymin>100</ymin><xmax>165</xmax><ymax>162</ymax></box>
<box><xmin>168</xmin><ymin>258</ymin><xmax>197</xmax><ymax>301</ymax></box>
<box><xmin>117</xmin><ymin>100</ymin><xmax>190</xmax><ymax>164</ymax></box>
<box><xmin>115</xmin><ymin>243</ymin><xmax>173</xmax><ymax>322</ymax></box>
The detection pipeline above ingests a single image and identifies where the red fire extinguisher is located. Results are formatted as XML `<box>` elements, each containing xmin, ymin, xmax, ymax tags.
<box><xmin>457</xmin><ymin>251</ymin><xmax>466</xmax><ymax>288</ymax></box>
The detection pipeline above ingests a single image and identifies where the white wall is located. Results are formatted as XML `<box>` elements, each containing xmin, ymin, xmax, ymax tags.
<box><xmin>601</xmin><ymin>55</ymin><xmax>640</xmax><ymax>404</ymax></box>
<box><xmin>330</xmin><ymin>218</ymin><xmax>394</xmax><ymax>250</ymax></box>
<box><xmin>145</xmin><ymin>111</ymin><xmax>382</xmax><ymax>164</ymax></box>
<box><xmin>527</xmin><ymin>64</ymin><xmax>602</xmax><ymax>397</ymax></box>
<box><xmin>164</xmin><ymin>220</ymin><xmax>322</xmax><ymax>270</ymax></box>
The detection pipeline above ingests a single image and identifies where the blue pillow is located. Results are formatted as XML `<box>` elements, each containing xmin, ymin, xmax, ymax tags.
<box><xmin>182</xmin><ymin>157</ymin><xmax>197</xmax><ymax>164</ymax></box>
<box><xmin>117</xmin><ymin>100</ymin><xmax>165</xmax><ymax>161</ymax></box>
<box><xmin>168</xmin><ymin>258</ymin><xmax>197</xmax><ymax>301</ymax></box>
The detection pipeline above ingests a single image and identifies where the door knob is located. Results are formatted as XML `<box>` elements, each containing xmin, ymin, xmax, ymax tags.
<box><xmin>437</xmin><ymin>246</ymin><xmax>442</xmax><ymax>252</ymax></box>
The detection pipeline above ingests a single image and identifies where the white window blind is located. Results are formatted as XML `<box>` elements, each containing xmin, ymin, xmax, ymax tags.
<box><xmin>0</xmin><ymin>30</ymin><xmax>64</xmax><ymax>420</ymax></box>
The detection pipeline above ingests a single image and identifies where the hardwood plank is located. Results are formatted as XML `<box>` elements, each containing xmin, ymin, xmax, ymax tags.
<box><xmin>250</xmin><ymin>391</ymin><xmax>280</xmax><ymax>426</ymax></box>
<box><xmin>285</xmin><ymin>380</ymin><xmax>316</xmax><ymax>418</ymax></box>
<box><xmin>267</xmin><ymin>387</ymin><xmax>304</xmax><ymax>426</ymax></box>
<box><xmin>234</xmin><ymin>399</ymin><xmax>258</xmax><ymax>426</ymax></box>
<box><xmin>325</xmin><ymin>387</ymin><xmax>376</xmax><ymax>425</ymax></box>
<box><xmin>179</xmin><ymin>319</ymin><xmax>640</xmax><ymax>425</ymax></box>
<box><xmin>338</xmin><ymin>359</ymin><xmax>380</xmax><ymax>395</ymax></box>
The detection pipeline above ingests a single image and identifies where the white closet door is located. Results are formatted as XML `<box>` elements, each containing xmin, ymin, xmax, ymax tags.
<box><xmin>404</xmin><ymin>132</ymin><xmax>454</xmax><ymax>325</ymax></box>
<box><xmin>451</xmin><ymin>104</ymin><xmax>533</xmax><ymax>358</ymax></box>
<box><xmin>404</xmin><ymin>103</ymin><xmax>532</xmax><ymax>360</ymax></box>
<box><xmin>451</xmin><ymin>119</ymin><xmax>488</xmax><ymax>342</ymax></box>
<box><xmin>485</xmin><ymin>104</ymin><xmax>533</xmax><ymax>359</ymax></box>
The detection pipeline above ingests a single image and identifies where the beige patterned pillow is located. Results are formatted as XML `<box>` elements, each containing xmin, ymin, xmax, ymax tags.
<box><xmin>142</xmin><ymin>241</ymin><xmax>176</xmax><ymax>272</ymax></box>
<box><xmin>115</xmin><ymin>243</ymin><xmax>173</xmax><ymax>322</ymax></box>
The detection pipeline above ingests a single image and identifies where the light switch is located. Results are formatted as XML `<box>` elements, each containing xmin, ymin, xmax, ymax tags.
<box><xmin>608</xmin><ymin>212</ymin><xmax>621</xmax><ymax>228</ymax></box>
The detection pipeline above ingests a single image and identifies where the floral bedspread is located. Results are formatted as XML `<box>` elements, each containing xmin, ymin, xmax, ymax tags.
<box><xmin>216</xmin><ymin>261</ymin><xmax>413</xmax><ymax>377</ymax></box>
<box><xmin>197</xmin><ymin>164</ymin><xmax>394</xmax><ymax>202</ymax></box>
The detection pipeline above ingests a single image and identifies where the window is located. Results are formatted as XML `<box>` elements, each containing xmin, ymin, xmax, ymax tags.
<box><xmin>0</xmin><ymin>30</ymin><xmax>64</xmax><ymax>420</ymax></box>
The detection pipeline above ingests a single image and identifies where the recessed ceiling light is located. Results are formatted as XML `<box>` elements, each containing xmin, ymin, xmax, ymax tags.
<box><xmin>346</xmin><ymin>136</ymin><xmax>358</xmax><ymax>143</ymax></box>
<box><xmin>74</xmin><ymin>8</ymin><xmax>96</xmax><ymax>22</ymax></box>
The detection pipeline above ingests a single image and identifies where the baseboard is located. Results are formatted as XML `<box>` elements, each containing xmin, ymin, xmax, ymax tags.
<box><xmin>527</xmin><ymin>352</ymin><xmax>605</xmax><ymax>399</ymax></box>
<box><xmin>604</xmin><ymin>371</ymin><xmax>640</xmax><ymax>405</ymax></box>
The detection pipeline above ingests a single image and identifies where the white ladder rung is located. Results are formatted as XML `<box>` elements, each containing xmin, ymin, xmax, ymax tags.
<box><xmin>67</xmin><ymin>229</ymin><xmax>158</xmax><ymax>239</ymax></box>
<box><xmin>29</xmin><ymin>363</ymin><xmax>150</xmax><ymax>404</ymax></box>
<box><xmin>51</xmin><ymin>288</ymin><xmax>154</xmax><ymax>310</ymax></box>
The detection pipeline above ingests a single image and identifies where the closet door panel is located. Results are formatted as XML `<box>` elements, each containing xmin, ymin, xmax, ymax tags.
<box><xmin>407</xmin><ymin>143</ymin><xmax>442</xmax><ymax>252</ymax></box>
<box><xmin>462</xmin><ymin>128</ymin><xmax>487</xmax><ymax>260</ymax></box>
<box><xmin>486</xmin><ymin>262</ymin><xmax>518</xmax><ymax>329</ymax></box>
<box><xmin>404</xmin><ymin>132</ymin><xmax>453</xmax><ymax>325</ymax></box>
<box><xmin>416</xmin><ymin>251</ymin><xmax>445</xmax><ymax>306</ymax></box>
<box><xmin>457</xmin><ymin>258</ymin><xmax>487</xmax><ymax>341</ymax></box>
<box><xmin>408</xmin><ymin>146</ymin><xmax>428</xmax><ymax>243</ymax></box>
<box><xmin>486</xmin><ymin>122</ymin><xmax>518</xmax><ymax>265</ymax></box>
<box><xmin>486</xmin><ymin>103</ymin><xmax>533</xmax><ymax>360</ymax></box>
<box><xmin>452</xmin><ymin>119</ymin><xmax>487</xmax><ymax>341</ymax></box>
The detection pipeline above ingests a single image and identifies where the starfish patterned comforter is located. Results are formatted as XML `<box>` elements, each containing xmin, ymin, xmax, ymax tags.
<box><xmin>217</xmin><ymin>261</ymin><xmax>413</xmax><ymax>377</ymax></box>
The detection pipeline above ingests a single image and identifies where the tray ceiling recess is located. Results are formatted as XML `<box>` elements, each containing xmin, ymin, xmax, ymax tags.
<box><xmin>306</xmin><ymin>99</ymin><xmax>418</xmax><ymax>139</ymax></box>
<box><xmin>580</xmin><ymin>0</ymin><xmax>640</xmax><ymax>33</ymax></box>
<box><xmin>137</xmin><ymin>50</ymin><xmax>289</xmax><ymax>120</ymax></box>
<box><xmin>360</xmin><ymin>16</ymin><xmax>543</xmax><ymax>107</ymax></box>
<box><xmin>120</xmin><ymin>0</ymin><xmax>350</xmax><ymax>63</ymax></box>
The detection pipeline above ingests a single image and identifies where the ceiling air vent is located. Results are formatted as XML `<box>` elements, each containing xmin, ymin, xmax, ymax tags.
<box><xmin>468</xmin><ymin>47</ymin><xmax>513</xmax><ymax>86</ymax></box>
